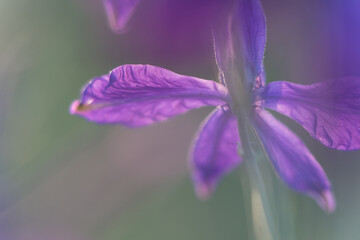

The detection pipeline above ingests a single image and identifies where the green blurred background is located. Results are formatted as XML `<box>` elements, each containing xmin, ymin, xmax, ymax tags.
<box><xmin>1</xmin><ymin>0</ymin><xmax>360</xmax><ymax>239</ymax></box>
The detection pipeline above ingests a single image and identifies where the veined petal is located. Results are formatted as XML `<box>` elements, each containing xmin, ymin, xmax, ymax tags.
<box><xmin>253</xmin><ymin>109</ymin><xmax>335</xmax><ymax>212</ymax></box>
<box><xmin>103</xmin><ymin>0</ymin><xmax>140</xmax><ymax>33</ymax></box>
<box><xmin>190</xmin><ymin>107</ymin><xmax>241</xmax><ymax>199</ymax></box>
<box><xmin>260</xmin><ymin>78</ymin><xmax>360</xmax><ymax>150</ymax></box>
<box><xmin>70</xmin><ymin>65</ymin><xmax>229</xmax><ymax>127</ymax></box>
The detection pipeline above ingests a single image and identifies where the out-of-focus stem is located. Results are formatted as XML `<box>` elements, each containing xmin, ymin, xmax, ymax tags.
<box><xmin>244</xmin><ymin>141</ymin><xmax>275</xmax><ymax>240</ymax></box>
<box><xmin>221</xmin><ymin>38</ymin><xmax>277</xmax><ymax>238</ymax></box>
<box><xmin>235</xmin><ymin>115</ymin><xmax>277</xmax><ymax>240</ymax></box>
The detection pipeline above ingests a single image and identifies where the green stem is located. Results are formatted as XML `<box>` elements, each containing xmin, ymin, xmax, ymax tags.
<box><xmin>244</xmin><ymin>146</ymin><xmax>276</xmax><ymax>240</ymax></box>
<box><xmin>235</xmin><ymin>115</ymin><xmax>277</xmax><ymax>240</ymax></box>
<box><xmin>220</xmin><ymin>54</ymin><xmax>278</xmax><ymax>239</ymax></box>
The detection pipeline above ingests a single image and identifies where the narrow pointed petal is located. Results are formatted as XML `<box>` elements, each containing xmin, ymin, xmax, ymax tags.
<box><xmin>70</xmin><ymin>64</ymin><xmax>229</xmax><ymax>127</ymax></box>
<box><xmin>253</xmin><ymin>109</ymin><xmax>335</xmax><ymax>212</ymax></box>
<box><xmin>235</xmin><ymin>0</ymin><xmax>266</xmax><ymax>85</ymax></box>
<box><xmin>260</xmin><ymin>78</ymin><xmax>360</xmax><ymax>150</ymax></box>
<box><xmin>103</xmin><ymin>0</ymin><xmax>140</xmax><ymax>33</ymax></box>
<box><xmin>191</xmin><ymin>107</ymin><xmax>241</xmax><ymax>199</ymax></box>
<box><xmin>213</xmin><ymin>0</ymin><xmax>266</xmax><ymax>88</ymax></box>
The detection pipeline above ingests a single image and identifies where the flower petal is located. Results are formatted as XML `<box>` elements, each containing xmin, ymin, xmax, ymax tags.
<box><xmin>260</xmin><ymin>78</ymin><xmax>360</xmax><ymax>150</ymax></box>
<box><xmin>190</xmin><ymin>106</ymin><xmax>241</xmax><ymax>199</ymax></box>
<box><xmin>103</xmin><ymin>0</ymin><xmax>140</xmax><ymax>33</ymax></box>
<box><xmin>70</xmin><ymin>64</ymin><xmax>229</xmax><ymax>127</ymax></box>
<box><xmin>253</xmin><ymin>109</ymin><xmax>335</xmax><ymax>212</ymax></box>
<box><xmin>235</xmin><ymin>0</ymin><xmax>266</xmax><ymax>85</ymax></box>
<box><xmin>213</xmin><ymin>0</ymin><xmax>266</xmax><ymax>88</ymax></box>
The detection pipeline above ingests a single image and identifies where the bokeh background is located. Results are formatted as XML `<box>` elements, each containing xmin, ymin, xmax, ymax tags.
<box><xmin>0</xmin><ymin>0</ymin><xmax>360</xmax><ymax>239</ymax></box>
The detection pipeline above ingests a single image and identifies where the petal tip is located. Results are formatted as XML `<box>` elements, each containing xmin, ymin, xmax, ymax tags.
<box><xmin>69</xmin><ymin>100</ymin><xmax>81</xmax><ymax>115</ymax></box>
<box><xmin>69</xmin><ymin>99</ymin><xmax>97</xmax><ymax>115</ymax></box>
<box><xmin>315</xmin><ymin>190</ymin><xmax>336</xmax><ymax>213</ymax></box>
<box><xmin>108</xmin><ymin>21</ymin><xmax>129</xmax><ymax>35</ymax></box>
<box><xmin>195</xmin><ymin>183</ymin><xmax>214</xmax><ymax>200</ymax></box>
<box><xmin>103</xmin><ymin>0</ymin><xmax>139</xmax><ymax>34</ymax></box>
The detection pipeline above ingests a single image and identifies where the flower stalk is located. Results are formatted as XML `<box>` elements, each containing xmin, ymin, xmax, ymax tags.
<box><xmin>236</xmin><ymin>114</ymin><xmax>277</xmax><ymax>240</ymax></box>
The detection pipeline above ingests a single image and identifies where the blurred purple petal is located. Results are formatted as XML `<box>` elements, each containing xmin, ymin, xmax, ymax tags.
<box><xmin>103</xmin><ymin>0</ymin><xmax>140</xmax><ymax>33</ymax></box>
<box><xmin>260</xmin><ymin>78</ymin><xmax>360</xmax><ymax>150</ymax></box>
<box><xmin>191</xmin><ymin>106</ymin><xmax>241</xmax><ymax>199</ymax></box>
<box><xmin>253</xmin><ymin>109</ymin><xmax>335</xmax><ymax>212</ymax></box>
<box><xmin>70</xmin><ymin>64</ymin><xmax>229</xmax><ymax>127</ymax></box>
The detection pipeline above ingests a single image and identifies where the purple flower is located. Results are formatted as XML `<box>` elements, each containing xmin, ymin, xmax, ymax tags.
<box><xmin>102</xmin><ymin>0</ymin><xmax>140</xmax><ymax>33</ymax></box>
<box><xmin>71</xmin><ymin>0</ymin><xmax>360</xmax><ymax>212</ymax></box>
